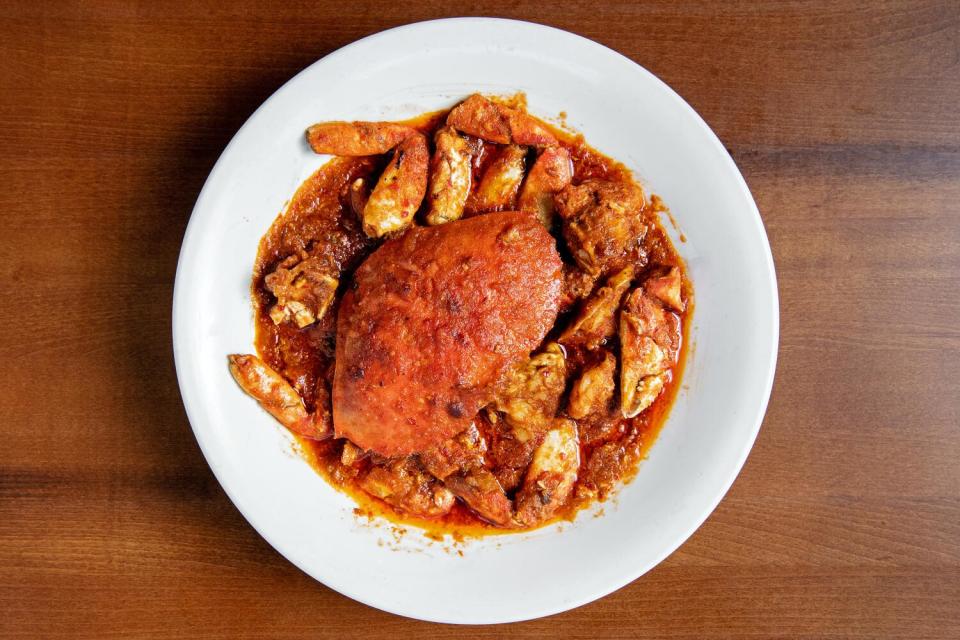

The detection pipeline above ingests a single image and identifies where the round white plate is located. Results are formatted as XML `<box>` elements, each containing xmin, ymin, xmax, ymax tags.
<box><xmin>173</xmin><ymin>18</ymin><xmax>778</xmax><ymax>624</ymax></box>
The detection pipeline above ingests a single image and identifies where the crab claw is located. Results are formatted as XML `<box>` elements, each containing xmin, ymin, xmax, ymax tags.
<box><xmin>361</xmin><ymin>132</ymin><xmax>429</xmax><ymax>237</ymax></box>
<box><xmin>227</xmin><ymin>354</ymin><xmax>332</xmax><ymax>440</ymax></box>
<box><xmin>447</xmin><ymin>94</ymin><xmax>557</xmax><ymax>146</ymax></box>
<box><xmin>305</xmin><ymin>121</ymin><xmax>417</xmax><ymax>156</ymax></box>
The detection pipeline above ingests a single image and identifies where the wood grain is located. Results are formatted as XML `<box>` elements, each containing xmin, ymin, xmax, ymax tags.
<box><xmin>1</xmin><ymin>1</ymin><xmax>958</xmax><ymax>637</ymax></box>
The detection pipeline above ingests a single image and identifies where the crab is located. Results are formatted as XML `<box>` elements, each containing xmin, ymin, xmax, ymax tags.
<box><xmin>332</xmin><ymin>212</ymin><xmax>563</xmax><ymax>457</ymax></box>
<box><xmin>229</xmin><ymin>95</ymin><xmax>685</xmax><ymax>528</ymax></box>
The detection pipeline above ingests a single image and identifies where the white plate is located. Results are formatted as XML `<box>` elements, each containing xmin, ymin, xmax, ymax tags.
<box><xmin>173</xmin><ymin>18</ymin><xmax>778</xmax><ymax>624</ymax></box>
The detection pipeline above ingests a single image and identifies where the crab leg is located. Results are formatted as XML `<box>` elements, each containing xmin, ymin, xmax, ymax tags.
<box><xmin>361</xmin><ymin>132</ymin><xmax>429</xmax><ymax>237</ymax></box>
<box><xmin>227</xmin><ymin>354</ymin><xmax>332</xmax><ymax>440</ymax></box>
<box><xmin>447</xmin><ymin>93</ymin><xmax>557</xmax><ymax>146</ymax></box>
<box><xmin>469</xmin><ymin>144</ymin><xmax>527</xmax><ymax>213</ymax></box>
<box><xmin>518</xmin><ymin>146</ymin><xmax>574</xmax><ymax>227</ymax></box>
<box><xmin>425</xmin><ymin>126</ymin><xmax>473</xmax><ymax>225</ymax></box>
<box><xmin>305</xmin><ymin>121</ymin><xmax>418</xmax><ymax>156</ymax></box>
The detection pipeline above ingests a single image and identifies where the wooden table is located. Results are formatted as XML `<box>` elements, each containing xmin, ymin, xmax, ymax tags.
<box><xmin>2</xmin><ymin>2</ymin><xmax>957</xmax><ymax>637</ymax></box>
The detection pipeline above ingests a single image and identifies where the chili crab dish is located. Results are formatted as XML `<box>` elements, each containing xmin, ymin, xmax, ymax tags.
<box><xmin>228</xmin><ymin>93</ymin><xmax>691</xmax><ymax>533</ymax></box>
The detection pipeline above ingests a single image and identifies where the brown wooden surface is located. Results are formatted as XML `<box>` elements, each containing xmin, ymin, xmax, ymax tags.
<box><xmin>2</xmin><ymin>1</ymin><xmax>958</xmax><ymax>637</ymax></box>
